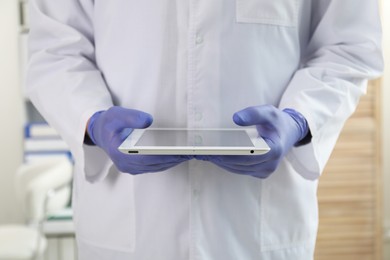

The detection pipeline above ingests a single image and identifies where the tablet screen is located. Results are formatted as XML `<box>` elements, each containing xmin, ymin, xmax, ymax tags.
<box><xmin>135</xmin><ymin>129</ymin><xmax>255</xmax><ymax>147</ymax></box>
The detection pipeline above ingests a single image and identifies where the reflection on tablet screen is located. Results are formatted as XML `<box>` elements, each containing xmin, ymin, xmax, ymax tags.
<box><xmin>135</xmin><ymin>130</ymin><xmax>255</xmax><ymax>147</ymax></box>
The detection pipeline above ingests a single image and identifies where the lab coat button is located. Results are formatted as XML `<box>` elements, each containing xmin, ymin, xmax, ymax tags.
<box><xmin>194</xmin><ymin>135</ymin><xmax>203</xmax><ymax>145</ymax></box>
<box><xmin>193</xmin><ymin>189</ymin><xmax>199</xmax><ymax>197</ymax></box>
<box><xmin>195</xmin><ymin>112</ymin><xmax>203</xmax><ymax>121</ymax></box>
<box><xmin>195</xmin><ymin>35</ymin><xmax>203</xmax><ymax>44</ymax></box>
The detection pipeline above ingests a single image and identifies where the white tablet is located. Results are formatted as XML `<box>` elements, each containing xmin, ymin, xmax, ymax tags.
<box><xmin>118</xmin><ymin>128</ymin><xmax>270</xmax><ymax>155</ymax></box>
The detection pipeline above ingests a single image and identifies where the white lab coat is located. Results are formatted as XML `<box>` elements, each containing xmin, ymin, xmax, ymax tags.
<box><xmin>26</xmin><ymin>0</ymin><xmax>383</xmax><ymax>259</ymax></box>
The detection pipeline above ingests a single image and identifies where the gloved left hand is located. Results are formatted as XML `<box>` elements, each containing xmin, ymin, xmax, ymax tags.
<box><xmin>204</xmin><ymin>105</ymin><xmax>309</xmax><ymax>178</ymax></box>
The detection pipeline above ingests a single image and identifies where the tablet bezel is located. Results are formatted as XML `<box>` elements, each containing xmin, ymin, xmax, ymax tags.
<box><xmin>118</xmin><ymin>128</ymin><xmax>270</xmax><ymax>155</ymax></box>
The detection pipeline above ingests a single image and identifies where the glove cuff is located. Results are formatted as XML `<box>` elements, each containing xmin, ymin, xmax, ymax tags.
<box><xmin>85</xmin><ymin>111</ymin><xmax>105</xmax><ymax>145</ymax></box>
<box><xmin>282</xmin><ymin>108</ymin><xmax>311</xmax><ymax>146</ymax></box>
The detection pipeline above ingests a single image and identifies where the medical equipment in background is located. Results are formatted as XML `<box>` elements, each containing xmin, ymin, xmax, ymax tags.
<box><xmin>0</xmin><ymin>158</ymin><xmax>73</xmax><ymax>260</ymax></box>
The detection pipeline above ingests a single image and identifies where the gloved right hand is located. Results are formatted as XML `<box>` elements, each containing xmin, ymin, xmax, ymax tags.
<box><xmin>87</xmin><ymin>106</ymin><xmax>191</xmax><ymax>175</ymax></box>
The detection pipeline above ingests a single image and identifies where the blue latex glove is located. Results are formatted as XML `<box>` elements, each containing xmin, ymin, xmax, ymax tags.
<box><xmin>204</xmin><ymin>105</ymin><xmax>309</xmax><ymax>178</ymax></box>
<box><xmin>87</xmin><ymin>106</ymin><xmax>191</xmax><ymax>175</ymax></box>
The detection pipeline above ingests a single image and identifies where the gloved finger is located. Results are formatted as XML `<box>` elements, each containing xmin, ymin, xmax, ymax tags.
<box><xmin>209</xmin><ymin>160</ymin><xmax>271</xmax><ymax>178</ymax></box>
<box><xmin>142</xmin><ymin>155</ymin><xmax>191</xmax><ymax>165</ymax></box>
<box><xmin>194</xmin><ymin>155</ymin><xmax>210</xmax><ymax>161</ymax></box>
<box><xmin>148</xmin><ymin>161</ymin><xmax>189</xmax><ymax>172</ymax></box>
<box><xmin>207</xmin><ymin>153</ymin><xmax>274</xmax><ymax>166</ymax></box>
<box><xmin>233</xmin><ymin>105</ymin><xmax>278</xmax><ymax>127</ymax></box>
<box><xmin>114</xmin><ymin>154</ymin><xmax>191</xmax><ymax>166</ymax></box>
<box><xmin>135</xmin><ymin>155</ymin><xmax>191</xmax><ymax>166</ymax></box>
<box><xmin>212</xmin><ymin>158</ymin><xmax>277</xmax><ymax>173</ymax></box>
<box><xmin>107</xmin><ymin>106</ymin><xmax>153</xmax><ymax>130</ymax></box>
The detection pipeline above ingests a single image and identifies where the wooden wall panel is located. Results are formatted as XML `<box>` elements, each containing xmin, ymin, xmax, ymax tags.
<box><xmin>315</xmin><ymin>80</ymin><xmax>382</xmax><ymax>260</ymax></box>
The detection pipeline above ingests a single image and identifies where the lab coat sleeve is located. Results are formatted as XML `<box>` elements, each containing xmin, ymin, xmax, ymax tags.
<box><xmin>279</xmin><ymin>0</ymin><xmax>383</xmax><ymax>180</ymax></box>
<box><xmin>26</xmin><ymin>0</ymin><xmax>113</xmax><ymax>183</ymax></box>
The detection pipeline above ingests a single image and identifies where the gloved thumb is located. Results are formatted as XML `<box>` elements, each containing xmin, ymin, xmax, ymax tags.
<box><xmin>109</xmin><ymin>106</ymin><xmax>153</xmax><ymax>130</ymax></box>
<box><xmin>233</xmin><ymin>105</ymin><xmax>275</xmax><ymax>126</ymax></box>
<box><xmin>88</xmin><ymin>107</ymin><xmax>153</xmax><ymax>145</ymax></box>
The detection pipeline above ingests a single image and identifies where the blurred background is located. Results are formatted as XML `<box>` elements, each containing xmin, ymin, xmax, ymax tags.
<box><xmin>0</xmin><ymin>0</ymin><xmax>389</xmax><ymax>259</ymax></box>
